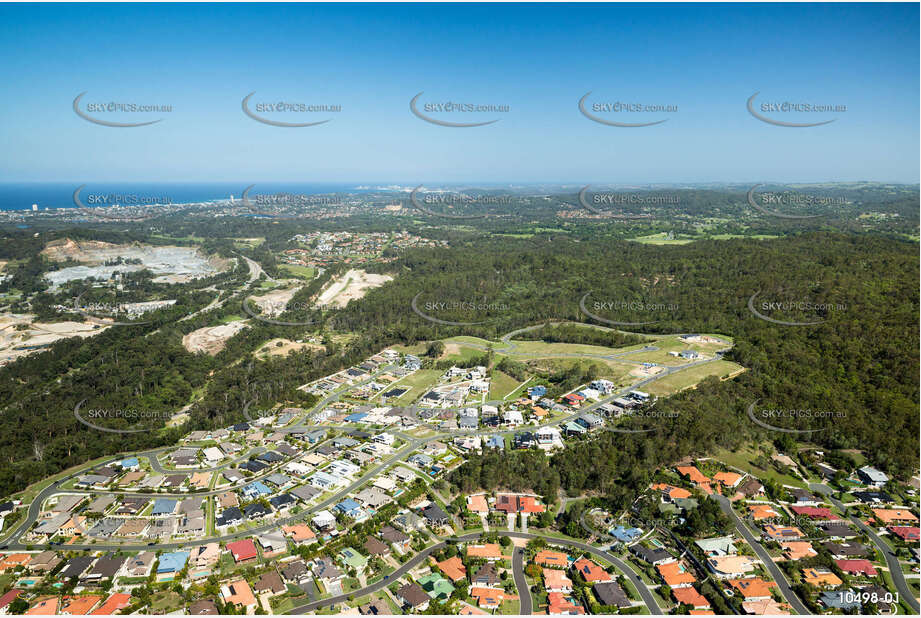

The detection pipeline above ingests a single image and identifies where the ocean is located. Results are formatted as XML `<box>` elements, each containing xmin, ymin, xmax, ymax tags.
<box><xmin>0</xmin><ymin>182</ymin><xmax>378</xmax><ymax>211</ymax></box>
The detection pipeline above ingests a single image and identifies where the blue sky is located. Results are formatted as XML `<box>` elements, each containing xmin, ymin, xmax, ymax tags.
<box><xmin>0</xmin><ymin>2</ymin><xmax>917</xmax><ymax>183</ymax></box>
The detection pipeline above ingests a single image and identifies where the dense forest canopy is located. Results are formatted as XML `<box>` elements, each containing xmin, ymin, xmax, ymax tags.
<box><xmin>0</xmin><ymin>214</ymin><xmax>917</xmax><ymax>499</ymax></box>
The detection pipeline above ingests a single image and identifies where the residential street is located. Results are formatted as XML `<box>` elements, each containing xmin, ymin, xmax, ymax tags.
<box><xmin>712</xmin><ymin>494</ymin><xmax>810</xmax><ymax>615</ymax></box>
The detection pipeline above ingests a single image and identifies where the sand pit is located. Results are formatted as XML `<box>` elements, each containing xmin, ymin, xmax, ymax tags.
<box><xmin>680</xmin><ymin>334</ymin><xmax>726</xmax><ymax>345</ymax></box>
<box><xmin>0</xmin><ymin>314</ymin><xmax>108</xmax><ymax>365</ymax></box>
<box><xmin>316</xmin><ymin>269</ymin><xmax>393</xmax><ymax>308</ymax></box>
<box><xmin>182</xmin><ymin>320</ymin><xmax>249</xmax><ymax>355</ymax></box>
<box><xmin>41</xmin><ymin>239</ymin><xmax>229</xmax><ymax>287</ymax></box>
<box><xmin>256</xmin><ymin>338</ymin><xmax>324</xmax><ymax>357</ymax></box>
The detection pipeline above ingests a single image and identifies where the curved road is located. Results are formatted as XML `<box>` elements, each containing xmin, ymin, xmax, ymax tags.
<box><xmin>4</xmin><ymin>325</ymin><xmax>728</xmax><ymax>549</ymax></box>
<box><xmin>3</xmin><ymin>320</ymin><xmax>734</xmax><ymax>617</ymax></box>
<box><xmin>287</xmin><ymin>530</ymin><xmax>662</xmax><ymax>615</ymax></box>
<box><xmin>512</xmin><ymin>546</ymin><xmax>533</xmax><ymax>614</ymax></box>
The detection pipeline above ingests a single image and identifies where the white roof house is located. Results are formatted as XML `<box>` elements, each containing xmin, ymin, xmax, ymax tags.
<box><xmin>326</xmin><ymin>460</ymin><xmax>360</xmax><ymax>478</ymax></box>
<box><xmin>312</xmin><ymin>510</ymin><xmax>336</xmax><ymax>529</ymax></box>
<box><xmin>857</xmin><ymin>465</ymin><xmax>889</xmax><ymax>486</ymax></box>
<box><xmin>373</xmin><ymin>432</ymin><xmax>395</xmax><ymax>445</ymax></box>
<box><xmin>202</xmin><ymin>447</ymin><xmax>224</xmax><ymax>463</ymax></box>
<box><xmin>372</xmin><ymin>476</ymin><xmax>397</xmax><ymax>492</ymax></box>
<box><xmin>284</xmin><ymin>461</ymin><xmax>312</xmax><ymax>476</ymax></box>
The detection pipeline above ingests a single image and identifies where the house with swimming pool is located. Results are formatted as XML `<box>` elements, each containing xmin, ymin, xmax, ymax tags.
<box><xmin>156</xmin><ymin>551</ymin><xmax>189</xmax><ymax>582</ymax></box>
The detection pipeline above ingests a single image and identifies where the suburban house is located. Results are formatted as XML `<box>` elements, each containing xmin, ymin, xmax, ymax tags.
<box><xmin>226</xmin><ymin>539</ymin><xmax>258</xmax><ymax>564</ymax></box>
<box><xmin>220</xmin><ymin>579</ymin><xmax>257</xmax><ymax>612</ymax></box>
<box><xmin>396</xmin><ymin>582</ymin><xmax>430</xmax><ymax>612</ymax></box>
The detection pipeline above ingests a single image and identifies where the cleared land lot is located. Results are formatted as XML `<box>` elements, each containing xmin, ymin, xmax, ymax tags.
<box><xmin>628</xmin><ymin>232</ymin><xmax>695</xmax><ymax>245</ymax></box>
<box><xmin>256</xmin><ymin>338</ymin><xmax>323</xmax><ymax>358</ymax></box>
<box><xmin>487</xmin><ymin>370</ymin><xmax>521</xmax><ymax>400</ymax></box>
<box><xmin>278</xmin><ymin>264</ymin><xmax>316</xmax><ymax>280</ymax></box>
<box><xmin>0</xmin><ymin>315</ymin><xmax>109</xmax><ymax>365</ymax></box>
<box><xmin>505</xmin><ymin>339</ymin><xmax>637</xmax><ymax>356</ymax></box>
<box><xmin>644</xmin><ymin>359</ymin><xmax>745</xmax><ymax>395</ymax></box>
<box><xmin>390</xmin><ymin>369</ymin><xmax>442</xmax><ymax>405</ymax></box>
<box><xmin>248</xmin><ymin>285</ymin><xmax>302</xmax><ymax>316</ymax></box>
<box><xmin>182</xmin><ymin>320</ymin><xmax>249</xmax><ymax>355</ymax></box>
<box><xmin>316</xmin><ymin>269</ymin><xmax>392</xmax><ymax>308</ymax></box>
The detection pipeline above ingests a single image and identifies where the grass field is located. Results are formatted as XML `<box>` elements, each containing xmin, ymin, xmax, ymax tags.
<box><xmin>443</xmin><ymin>335</ymin><xmax>495</xmax><ymax>347</ymax></box>
<box><xmin>392</xmin><ymin>369</ymin><xmax>442</xmax><ymax>404</ymax></box>
<box><xmin>504</xmin><ymin>339</ymin><xmax>628</xmax><ymax>357</ymax></box>
<box><xmin>644</xmin><ymin>359</ymin><xmax>745</xmax><ymax>395</ymax></box>
<box><xmin>629</xmin><ymin>232</ymin><xmax>780</xmax><ymax>244</ymax></box>
<box><xmin>278</xmin><ymin>264</ymin><xmax>316</xmax><ymax>280</ymax></box>
<box><xmin>231</xmin><ymin>237</ymin><xmax>265</xmax><ymax>248</ymax></box>
<box><xmin>529</xmin><ymin>357</ymin><xmax>635</xmax><ymax>383</ymax></box>
<box><xmin>622</xmin><ymin>350</ymin><xmax>691</xmax><ymax>366</ymax></box>
<box><xmin>713</xmin><ymin>443</ymin><xmax>806</xmax><ymax>488</ymax></box>
<box><xmin>628</xmin><ymin>232</ymin><xmax>695</xmax><ymax>245</ymax></box>
<box><xmin>487</xmin><ymin>370</ymin><xmax>521</xmax><ymax>400</ymax></box>
<box><xmin>441</xmin><ymin>343</ymin><xmax>487</xmax><ymax>363</ymax></box>
<box><xmin>391</xmin><ymin>342</ymin><xmax>428</xmax><ymax>355</ymax></box>
<box><xmin>706</xmin><ymin>233</ymin><xmax>779</xmax><ymax>240</ymax></box>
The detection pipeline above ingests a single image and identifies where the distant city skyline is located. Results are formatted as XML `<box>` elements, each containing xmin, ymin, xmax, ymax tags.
<box><xmin>1</xmin><ymin>2</ymin><xmax>918</xmax><ymax>183</ymax></box>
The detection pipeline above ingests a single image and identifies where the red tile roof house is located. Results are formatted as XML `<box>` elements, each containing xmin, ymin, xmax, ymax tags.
<box><xmin>494</xmin><ymin>494</ymin><xmax>518</xmax><ymax>514</ymax></box>
<box><xmin>790</xmin><ymin>506</ymin><xmax>838</xmax><ymax>521</ymax></box>
<box><xmin>470</xmin><ymin>587</ymin><xmax>518</xmax><ymax>610</ymax></box>
<box><xmin>572</xmin><ymin>558</ymin><xmax>612</xmax><ymax>583</ymax></box>
<box><xmin>672</xmin><ymin>586</ymin><xmax>711</xmax><ymax>610</ymax></box>
<box><xmin>534</xmin><ymin>549</ymin><xmax>570</xmax><ymax>568</ymax></box>
<box><xmin>562</xmin><ymin>393</ymin><xmax>584</xmax><ymax>407</ymax></box>
<box><xmin>835</xmin><ymin>559</ymin><xmax>878</xmax><ymax>577</ymax></box>
<box><xmin>888</xmin><ymin>526</ymin><xmax>920</xmax><ymax>541</ymax></box>
<box><xmin>0</xmin><ymin>590</ymin><xmax>23</xmax><ymax>614</ymax></box>
<box><xmin>676</xmin><ymin>465</ymin><xmax>712</xmax><ymax>494</ymax></box>
<box><xmin>544</xmin><ymin>567</ymin><xmax>574</xmax><ymax>593</ymax></box>
<box><xmin>226</xmin><ymin>539</ymin><xmax>258</xmax><ymax>563</ymax></box>
<box><xmin>547</xmin><ymin>592</ymin><xmax>585</xmax><ymax>615</ymax></box>
<box><xmin>495</xmin><ymin>493</ymin><xmax>546</xmax><ymax>514</ymax></box>
<box><xmin>90</xmin><ymin>593</ymin><xmax>132</xmax><ymax>615</ymax></box>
